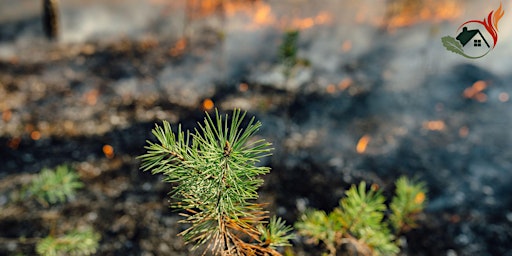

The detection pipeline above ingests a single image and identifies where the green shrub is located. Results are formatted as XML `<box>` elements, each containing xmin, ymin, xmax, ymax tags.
<box><xmin>295</xmin><ymin>177</ymin><xmax>427</xmax><ymax>256</ymax></box>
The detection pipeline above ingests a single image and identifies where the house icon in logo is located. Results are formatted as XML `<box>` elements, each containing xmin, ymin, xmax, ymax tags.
<box><xmin>456</xmin><ymin>27</ymin><xmax>490</xmax><ymax>48</ymax></box>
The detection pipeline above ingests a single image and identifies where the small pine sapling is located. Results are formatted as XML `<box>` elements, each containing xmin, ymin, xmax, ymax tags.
<box><xmin>279</xmin><ymin>30</ymin><xmax>300</xmax><ymax>78</ymax></box>
<box><xmin>278</xmin><ymin>30</ymin><xmax>309</xmax><ymax>81</ymax></box>
<box><xmin>36</xmin><ymin>228</ymin><xmax>100</xmax><ymax>256</ymax></box>
<box><xmin>295</xmin><ymin>176</ymin><xmax>427</xmax><ymax>256</ymax></box>
<box><xmin>389</xmin><ymin>176</ymin><xmax>427</xmax><ymax>234</ymax></box>
<box><xmin>139</xmin><ymin>109</ymin><xmax>294</xmax><ymax>255</ymax></box>
<box><xmin>17</xmin><ymin>165</ymin><xmax>100</xmax><ymax>256</ymax></box>
<box><xmin>24</xmin><ymin>165</ymin><xmax>84</xmax><ymax>207</ymax></box>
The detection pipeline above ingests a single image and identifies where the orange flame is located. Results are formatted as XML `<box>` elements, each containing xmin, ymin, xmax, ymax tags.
<box><xmin>386</xmin><ymin>0</ymin><xmax>461</xmax><ymax>30</ymax></box>
<box><xmin>186</xmin><ymin>0</ymin><xmax>223</xmax><ymax>19</ymax></box>
<box><xmin>202</xmin><ymin>98</ymin><xmax>215</xmax><ymax>110</ymax></box>
<box><xmin>84</xmin><ymin>89</ymin><xmax>99</xmax><ymax>106</ymax></box>
<box><xmin>169</xmin><ymin>38</ymin><xmax>187</xmax><ymax>57</ymax></box>
<box><xmin>493</xmin><ymin>3</ymin><xmax>505</xmax><ymax>31</ymax></box>
<box><xmin>459</xmin><ymin>126</ymin><xmax>469</xmax><ymax>138</ymax></box>
<box><xmin>463</xmin><ymin>80</ymin><xmax>487</xmax><ymax>102</ymax></box>
<box><xmin>239</xmin><ymin>83</ymin><xmax>249</xmax><ymax>92</ymax></box>
<box><xmin>7</xmin><ymin>137</ymin><xmax>21</xmax><ymax>150</ymax></box>
<box><xmin>288</xmin><ymin>12</ymin><xmax>333</xmax><ymax>30</ymax></box>
<box><xmin>338</xmin><ymin>78</ymin><xmax>353</xmax><ymax>91</ymax></box>
<box><xmin>423</xmin><ymin>120</ymin><xmax>445</xmax><ymax>131</ymax></box>
<box><xmin>356</xmin><ymin>135</ymin><xmax>371</xmax><ymax>154</ymax></box>
<box><xmin>2</xmin><ymin>109</ymin><xmax>12</xmax><ymax>122</ymax></box>
<box><xmin>224</xmin><ymin>1</ymin><xmax>332</xmax><ymax>31</ymax></box>
<box><xmin>103</xmin><ymin>144</ymin><xmax>115</xmax><ymax>159</ymax></box>
<box><xmin>326</xmin><ymin>84</ymin><xmax>336</xmax><ymax>94</ymax></box>
<box><xmin>31</xmin><ymin>131</ymin><xmax>41</xmax><ymax>140</ymax></box>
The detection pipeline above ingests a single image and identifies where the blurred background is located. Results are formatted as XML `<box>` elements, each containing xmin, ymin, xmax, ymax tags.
<box><xmin>1</xmin><ymin>0</ymin><xmax>512</xmax><ymax>255</ymax></box>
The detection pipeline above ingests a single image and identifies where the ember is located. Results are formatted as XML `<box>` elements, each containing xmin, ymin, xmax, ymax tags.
<box><xmin>30</xmin><ymin>131</ymin><xmax>41</xmax><ymax>140</ymax></box>
<box><xmin>356</xmin><ymin>134</ymin><xmax>371</xmax><ymax>154</ymax></box>
<box><xmin>463</xmin><ymin>80</ymin><xmax>488</xmax><ymax>102</ymax></box>
<box><xmin>423</xmin><ymin>120</ymin><xmax>446</xmax><ymax>131</ymax></box>
<box><xmin>202</xmin><ymin>98</ymin><xmax>215</xmax><ymax>110</ymax></box>
<box><xmin>1</xmin><ymin>109</ymin><xmax>11</xmax><ymax>122</ymax></box>
<box><xmin>102</xmin><ymin>144</ymin><xmax>115</xmax><ymax>159</ymax></box>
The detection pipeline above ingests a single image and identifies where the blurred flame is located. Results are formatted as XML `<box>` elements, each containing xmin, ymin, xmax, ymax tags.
<box><xmin>356</xmin><ymin>134</ymin><xmax>371</xmax><ymax>154</ymax></box>
<box><xmin>463</xmin><ymin>80</ymin><xmax>487</xmax><ymax>102</ymax></box>
<box><xmin>225</xmin><ymin>1</ymin><xmax>332</xmax><ymax>30</ymax></box>
<box><xmin>176</xmin><ymin>0</ymin><xmax>334</xmax><ymax>32</ymax></box>
<box><xmin>169</xmin><ymin>38</ymin><xmax>187</xmax><ymax>57</ymax></box>
<box><xmin>84</xmin><ymin>89</ymin><xmax>99</xmax><ymax>106</ymax></box>
<box><xmin>252</xmin><ymin>2</ymin><xmax>275</xmax><ymax>26</ymax></box>
<box><xmin>338</xmin><ymin>78</ymin><xmax>352</xmax><ymax>91</ymax></box>
<box><xmin>341</xmin><ymin>40</ymin><xmax>352</xmax><ymax>53</ymax></box>
<box><xmin>7</xmin><ymin>137</ymin><xmax>21</xmax><ymax>150</ymax></box>
<box><xmin>183</xmin><ymin>0</ymin><xmax>264</xmax><ymax>22</ymax></box>
<box><xmin>423</xmin><ymin>120</ymin><xmax>445</xmax><ymax>131</ymax></box>
<box><xmin>288</xmin><ymin>12</ymin><xmax>333</xmax><ymax>30</ymax></box>
<box><xmin>386</xmin><ymin>0</ymin><xmax>461</xmax><ymax>30</ymax></box>
<box><xmin>202</xmin><ymin>98</ymin><xmax>215</xmax><ymax>110</ymax></box>
<box><xmin>103</xmin><ymin>144</ymin><xmax>115</xmax><ymax>159</ymax></box>
<box><xmin>2</xmin><ymin>109</ymin><xmax>12</xmax><ymax>122</ymax></box>
<box><xmin>326</xmin><ymin>84</ymin><xmax>336</xmax><ymax>94</ymax></box>
<box><xmin>459</xmin><ymin>126</ymin><xmax>469</xmax><ymax>138</ymax></box>
<box><xmin>25</xmin><ymin>124</ymin><xmax>35</xmax><ymax>134</ymax></box>
<box><xmin>239</xmin><ymin>83</ymin><xmax>249</xmax><ymax>92</ymax></box>
<box><xmin>31</xmin><ymin>131</ymin><xmax>41</xmax><ymax>140</ymax></box>
<box><xmin>186</xmin><ymin>0</ymin><xmax>224</xmax><ymax>19</ymax></box>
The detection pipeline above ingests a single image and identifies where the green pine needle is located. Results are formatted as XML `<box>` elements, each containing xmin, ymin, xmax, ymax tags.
<box><xmin>390</xmin><ymin>177</ymin><xmax>427</xmax><ymax>233</ymax></box>
<box><xmin>139</xmin><ymin>109</ymin><xmax>292</xmax><ymax>254</ymax></box>
<box><xmin>36</xmin><ymin>228</ymin><xmax>100</xmax><ymax>256</ymax></box>
<box><xmin>26</xmin><ymin>165</ymin><xmax>84</xmax><ymax>206</ymax></box>
<box><xmin>258</xmin><ymin>216</ymin><xmax>295</xmax><ymax>249</ymax></box>
<box><xmin>296</xmin><ymin>177</ymin><xmax>427</xmax><ymax>256</ymax></box>
<box><xmin>295</xmin><ymin>210</ymin><xmax>337</xmax><ymax>254</ymax></box>
<box><xmin>279</xmin><ymin>30</ymin><xmax>300</xmax><ymax>69</ymax></box>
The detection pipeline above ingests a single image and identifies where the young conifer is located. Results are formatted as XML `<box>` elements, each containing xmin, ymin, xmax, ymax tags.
<box><xmin>139</xmin><ymin>109</ymin><xmax>293</xmax><ymax>255</ymax></box>
<box><xmin>25</xmin><ymin>165</ymin><xmax>84</xmax><ymax>207</ymax></box>
<box><xmin>36</xmin><ymin>228</ymin><xmax>100</xmax><ymax>256</ymax></box>
<box><xmin>296</xmin><ymin>177</ymin><xmax>427</xmax><ymax>256</ymax></box>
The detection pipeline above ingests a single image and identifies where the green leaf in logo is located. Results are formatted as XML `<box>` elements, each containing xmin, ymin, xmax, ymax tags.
<box><xmin>441</xmin><ymin>36</ymin><xmax>486</xmax><ymax>59</ymax></box>
<box><xmin>441</xmin><ymin>36</ymin><xmax>465</xmax><ymax>56</ymax></box>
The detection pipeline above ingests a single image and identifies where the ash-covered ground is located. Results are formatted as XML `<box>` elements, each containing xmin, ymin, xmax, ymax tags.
<box><xmin>1</xmin><ymin>0</ymin><xmax>512</xmax><ymax>255</ymax></box>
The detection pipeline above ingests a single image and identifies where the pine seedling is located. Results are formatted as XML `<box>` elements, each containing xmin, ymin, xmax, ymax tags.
<box><xmin>257</xmin><ymin>216</ymin><xmax>296</xmax><ymax>249</ymax></box>
<box><xmin>295</xmin><ymin>210</ymin><xmax>337</xmax><ymax>254</ymax></box>
<box><xmin>279</xmin><ymin>30</ymin><xmax>300</xmax><ymax>75</ymax></box>
<box><xmin>139</xmin><ymin>109</ymin><xmax>294</xmax><ymax>255</ymax></box>
<box><xmin>331</xmin><ymin>182</ymin><xmax>397</xmax><ymax>255</ymax></box>
<box><xmin>295</xmin><ymin>177</ymin><xmax>427</xmax><ymax>256</ymax></box>
<box><xmin>389</xmin><ymin>176</ymin><xmax>427</xmax><ymax>234</ymax></box>
<box><xmin>25</xmin><ymin>165</ymin><xmax>84</xmax><ymax>207</ymax></box>
<box><xmin>36</xmin><ymin>228</ymin><xmax>100</xmax><ymax>256</ymax></box>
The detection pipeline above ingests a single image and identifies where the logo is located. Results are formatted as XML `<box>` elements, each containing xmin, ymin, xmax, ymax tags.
<box><xmin>442</xmin><ymin>3</ymin><xmax>504</xmax><ymax>59</ymax></box>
